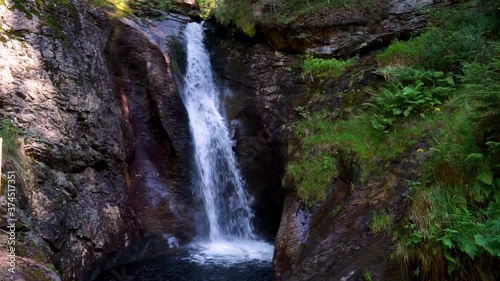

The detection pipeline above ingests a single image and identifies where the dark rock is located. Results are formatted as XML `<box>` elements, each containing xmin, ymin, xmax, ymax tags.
<box><xmin>0</xmin><ymin>1</ymin><xmax>141</xmax><ymax>279</ymax></box>
<box><xmin>172</xmin><ymin>0</ymin><xmax>197</xmax><ymax>9</ymax></box>
<box><xmin>208</xmin><ymin>30</ymin><xmax>302</xmax><ymax>240</ymax></box>
<box><xmin>105</xmin><ymin>19</ymin><xmax>195</xmax><ymax>241</ymax></box>
<box><xmin>274</xmin><ymin>155</ymin><xmax>421</xmax><ymax>281</ymax></box>
<box><xmin>257</xmin><ymin>0</ymin><xmax>432</xmax><ymax>57</ymax></box>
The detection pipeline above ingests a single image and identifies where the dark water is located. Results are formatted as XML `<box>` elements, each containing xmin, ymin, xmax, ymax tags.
<box><xmin>95</xmin><ymin>248</ymin><xmax>274</xmax><ymax>281</ymax></box>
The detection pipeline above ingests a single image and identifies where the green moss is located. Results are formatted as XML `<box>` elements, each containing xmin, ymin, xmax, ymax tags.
<box><xmin>287</xmin><ymin>153</ymin><xmax>338</xmax><ymax>205</ymax></box>
<box><xmin>23</xmin><ymin>267</ymin><xmax>53</xmax><ymax>281</ymax></box>
<box><xmin>47</xmin><ymin>263</ymin><xmax>60</xmax><ymax>275</ymax></box>
<box><xmin>8</xmin><ymin>0</ymin><xmax>35</xmax><ymax>20</ymax></box>
<box><xmin>92</xmin><ymin>0</ymin><xmax>132</xmax><ymax>17</ymax></box>
<box><xmin>197</xmin><ymin>0</ymin><xmax>216</xmax><ymax>18</ymax></box>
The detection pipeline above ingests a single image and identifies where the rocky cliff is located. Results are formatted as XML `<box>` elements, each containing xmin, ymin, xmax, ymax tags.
<box><xmin>0</xmin><ymin>1</ymin><xmax>195</xmax><ymax>280</ymax></box>
<box><xmin>0</xmin><ymin>0</ymin><xmax>455</xmax><ymax>280</ymax></box>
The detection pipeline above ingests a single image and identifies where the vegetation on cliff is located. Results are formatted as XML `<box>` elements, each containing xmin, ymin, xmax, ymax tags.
<box><xmin>286</xmin><ymin>0</ymin><xmax>500</xmax><ymax>279</ymax></box>
<box><xmin>211</xmin><ymin>0</ymin><xmax>376</xmax><ymax>37</ymax></box>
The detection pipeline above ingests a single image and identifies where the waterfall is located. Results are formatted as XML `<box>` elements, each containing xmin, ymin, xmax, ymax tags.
<box><xmin>181</xmin><ymin>22</ymin><xmax>256</xmax><ymax>241</ymax></box>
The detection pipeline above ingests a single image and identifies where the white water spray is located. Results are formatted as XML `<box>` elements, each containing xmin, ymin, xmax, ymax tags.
<box><xmin>181</xmin><ymin>22</ymin><xmax>256</xmax><ymax>241</ymax></box>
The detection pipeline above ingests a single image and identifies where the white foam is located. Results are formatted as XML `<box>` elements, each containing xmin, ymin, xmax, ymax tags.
<box><xmin>188</xmin><ymin>240</ymin><xmax>274</xmax><ymax>265</ymax></box>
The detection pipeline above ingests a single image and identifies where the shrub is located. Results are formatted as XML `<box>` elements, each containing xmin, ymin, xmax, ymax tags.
<box><xmin>397</xmin><ymin>44</ymin><xmax>500</xmax><ymax>281</ymax></box>
<box><xmin>460</xmin><ymin>43</ymin><xmax>500</xmax><ymax>142</ymax></box>
<box><xmin>214</xmin><ymin>0</ymin><xmax>256</xmax><ymax>37</ymax></box>
<box><xmin>302</xmin><ymin>55</ymin><xmax>356</xmax><ymax>79</ymax></box>
<box><xmin>367</xmin><ymin>67</ymin><xmax>454</xmax><ymax>130</ymax></box>
<box><xmin>378</xmin><ymin>2</ymin><xmax>499</xmax><ymax>72</ymax></box>
<box><xmin>197</xmin><ymin>0</ymin><xmax>216</xmax><ymax>18</ymax></box>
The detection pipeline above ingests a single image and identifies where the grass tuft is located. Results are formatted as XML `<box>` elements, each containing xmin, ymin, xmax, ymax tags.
<box><xmin>371</xmin><ymin>211</ymin><xmax>393</xmax><ymax>235</ymax></box>
<box><xmin>302</xmin><ymin>55</ymin><xmax>356</xmax><ymax>80</ymax></box>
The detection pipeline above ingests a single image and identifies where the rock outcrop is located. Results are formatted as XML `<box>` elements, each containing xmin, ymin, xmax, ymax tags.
<box><xmin>257</xmin><ymin>0</ymin><xmax>431</xmax><ymax>57</ymax></box>
<box><xmin>0</xmin><ymin>1</ymin><xmax>139</xmax><ymax>279</ymax></box>
<box><xmin>105</xmin><ymin>16</ymin><xmax>195</xmax><ymax>242</ymax></box>
<box><xmin>0</xmin><ymin>1</ymin><xmax>194</xmax><ymax>280</ymax></box>
<box><xmin>273</xmin><ymin>155</ymin><xmax>421</xmax><ymax>281</ymax></box>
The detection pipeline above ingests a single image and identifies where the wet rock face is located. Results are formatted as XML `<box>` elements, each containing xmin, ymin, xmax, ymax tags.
<box><xmin>0</xmin><ymin>1</ymin><xmax>140</xmax><ymax>280</ymax></box>
<box><xmin>258</xmin><ymin>0</ymin><xmax>432</xmax><ymax>57</ymax></box>
<box><xmin>105</xmin><ymin>19</ymin><xmax>195</xmax><ymax>242</ymax></box>
<box><xmin>273</xmin><ymin>154</ymin><xmax>420</xmax><ymax>281</ymax></box>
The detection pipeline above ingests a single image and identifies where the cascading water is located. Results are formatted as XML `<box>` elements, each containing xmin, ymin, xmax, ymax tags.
<box><xmin>181</xmin><ymin>22</ymin><xmax>273</xmax><ymax>263</ymax></box>
<box><xmin>182</xmin><ymin>22</ymin><xmax>256</xmax><ymax>241</ymax></box>
<box><xmin>94</xmin><ymin>21</ymin><xmax>274</xmax><ymax>281</ymax></box>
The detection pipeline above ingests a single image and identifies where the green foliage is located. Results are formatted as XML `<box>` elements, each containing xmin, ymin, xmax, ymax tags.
<box><xmin>363</xmin><ymin>270</ymin><xmax>373</xmax><ymax>281</ymax></box>
<box><xmin>262</xmin><ymin>0</ymin><xmax>374</xmax><ymax>25</ymax></box>
<box><xmin>371</xmin><ymin>211</ymin><xmax>393</xmax><ymax>235</ymax></box>
<box><xmin>286</xmin><ymin>105</ymin><xmax>428</xmax><ymax>204</ymax></box>
<box><xmin>284</xmin><ymin>1</ymin><xmax>500</xmax><ymax>279</ymax></box>
<box><xmin>213</xmin><ymin>0</ymin><xmax>374</xmax><ymax>36</ymax></box>
<box><xmin>0</xmin><ymin>120</ymin><xmax>21</xmax><ymax>161</ymax></box>
<box><xmin>128</xmin><ymin>0</ymin><xmax>175</xmax><ymax>15</ymax></box>
<box><xmin>214</xmin><ymin>0</ymin><xmax>256</xmax><ymax>37</ymax></box>
<box><xmin>287</xmin><ymin>153</ymin><xmax>338</xmax><ymax>206</ymax></box>
<box><xmin>460</xmin><ymin>44</ymin><xmax>500</xmax><ymax>142</ymax></box>
<box><xmin>400</xmin><ymin>185</ymin><xmax>500</xmax><ymax>279</ymax></box>
<box><xmin>397</xmin><ymin>43</ymin><xmax>500</xmax><ymax>281</ymax></box>
<box><xmin>0</xmin><ymin>120</ymin><xmax>24</xmax><ymax>195</ymax></box>
<box><xmin>197</xmin><ymin>0</ymin><xmax>216</xmax><ymax>18</ymax></box>
<box><xmin>378</xmin><ymin>2</ymin><xmax>499</xmax><ymax>72</ymax></box>
<box><xmin>368</xmin><ymin>67</ymin><xmax>454</xmax><ymax>131</ymax></box>
<box><xmin>92</xmin><ymin>0</ymin><xmax>132</xmax><ymax>16</ymax></box>
<box><xmin>302</xmin><ymin>55</ymin><xmax>356</xmax><ymax>79</ymax></box>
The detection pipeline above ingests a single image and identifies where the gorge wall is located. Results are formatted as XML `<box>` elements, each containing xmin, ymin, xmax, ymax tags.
<box><xmin>0</xmin><ymin>0</ymin><xmax>440</xmax><ymax>280</ymax></box>
<box><xmin>0</xmin><ymin>1</ymin><xmax>196</xmax><ymax>280</ymax></box>
<box><xmin>207</xmin><ymin>0</ymin><xmax>435</xmax><ymax>280</ymax></box>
